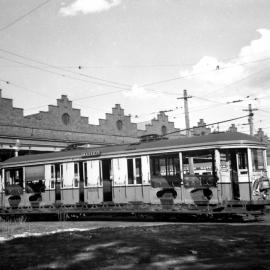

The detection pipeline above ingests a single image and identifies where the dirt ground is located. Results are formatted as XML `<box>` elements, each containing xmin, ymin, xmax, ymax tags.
<box><xmin>0</xmin><ymin>221</ymin><xmax>270</xmax><ymax>270</ymax></box>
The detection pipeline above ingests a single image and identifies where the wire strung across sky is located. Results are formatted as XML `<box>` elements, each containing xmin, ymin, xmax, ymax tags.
<box><xmin>0</xmin><ymin>47</ymin><xmax>268</xmax><ymax>130</ymax></box>
<box><xmin>0</xmin><ymin>0</ymin><xmax>52</xmax><ymax>32</ymax></box>
<box><xmin>2</xmin><ymin>47</ymin><xmax>270</xmax><ymax>100</ymax></box>
<box><xmin>140</xmin><ymin>56</ymin><xmax>270</xmax><ymax>87</ymax></box>
<box><xmin>163</xmin><ymin>114</ymin><xmax>252</xmax><ymax>137</ymax></box>
<box><xmin>0</xmin><ymin>48</ymin><xmax>178</xmax><ymax>97</ymax></box>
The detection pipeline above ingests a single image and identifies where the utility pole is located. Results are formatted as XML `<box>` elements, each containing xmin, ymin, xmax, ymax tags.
<box><xmin>243</xmin><ymin>104</ymin><xmax>257</xmax><ymax>136</ymax></box>
<box><xmin>177</xmin><ymin>89</ymin><xmax>192</xmax><ymax>136</ymax></box>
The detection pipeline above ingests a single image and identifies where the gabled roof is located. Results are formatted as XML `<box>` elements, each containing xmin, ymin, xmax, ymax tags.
<box><xmin>1</xmin><ymin>132</ymin><xmax>264</xmax><ymax>167</ymax></box>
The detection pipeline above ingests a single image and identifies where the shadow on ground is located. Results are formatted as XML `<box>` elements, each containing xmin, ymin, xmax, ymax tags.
<box><xmin>1</xmin><ymin>224</ymin><xmax>270</xmax><ymax>270</ymax></box>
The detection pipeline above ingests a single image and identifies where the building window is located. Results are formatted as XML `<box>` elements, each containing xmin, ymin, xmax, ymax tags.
<box><xmin>116</xmin><ymin>120</ymin><xmax>123</xmax><ymax>130</ymax></box>
<box><xmin>127</xmin><ymin>158</ymin><xmax>142</xmax><ymax>184</ymax></box>
<box><xmin>62</xmin><ymin>113</ymin><xmax>70</xmax><ymax>125</ymax></box>
<box><xmin>161</xmin><ymin>125</ymin><xmax>167</xmax><ymax>136</ymax></box>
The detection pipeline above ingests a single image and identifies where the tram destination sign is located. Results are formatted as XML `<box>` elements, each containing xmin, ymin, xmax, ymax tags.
<box><xmin>81</xmin><ymin>150</ymin><xmax>101</xmax><ymax>158</ymax></box>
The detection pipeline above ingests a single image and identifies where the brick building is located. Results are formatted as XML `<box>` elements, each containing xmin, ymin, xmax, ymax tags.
<box><xmin>0</xmin><ymin>90</ymin><xmax>180</xmax><ymax>162</ymax></box>
<box><xmin>192</xmin><ymin>119</ymin><xmax>211</xmax><ymax>136</ymax></box>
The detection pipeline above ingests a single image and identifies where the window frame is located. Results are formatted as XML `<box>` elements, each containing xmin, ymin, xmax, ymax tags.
<box><xmin>127</xmin><ymin>157</ymin><xmax>142</xmax><ymax>185</ymax></box>
<box><xmin>251</xmin><ymin>148</ymin><xmax>265</xmax><ymax>171</ymax></box>
<box><xmin>182</xmin><ymin>149</ymin><xmax>217</xmax><ymax>188</ymax></box>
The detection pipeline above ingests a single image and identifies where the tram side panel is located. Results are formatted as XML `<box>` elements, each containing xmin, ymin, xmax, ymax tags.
<box><xmin>62</xmin><ymin>162</ymin><xmax>79</xmax><ymax>205</ymax></box>
<box><xmin>112</xmin><ymin>158</ymin><xmax>128</xmax><ymax>204</ymax></box>
<box><xmin>111</xmin><ymin>156</ymin><xmax>152</xmax><ymax>204</ymax></box>
<box><xmin>43</xmin><ymin>164</ymin><xmax>55</xmax><ymax>205</ymax></box>
<box><xmin>85</xmin><ymin>160</ymin><xmax>103</xmax><ymax>204</ymax></box>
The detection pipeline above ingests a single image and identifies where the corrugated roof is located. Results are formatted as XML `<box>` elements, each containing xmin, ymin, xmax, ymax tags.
<box><xmin>1</xmin><ymin>132</ymin><xmax>264</xmax><ymax>167</ymax></box>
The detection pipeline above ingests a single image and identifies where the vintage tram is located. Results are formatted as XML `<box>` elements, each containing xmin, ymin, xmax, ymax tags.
<box><xmin>0</xmin><ymin>132</ymin><xmax>269</xmax><ymax>220</ymax></box>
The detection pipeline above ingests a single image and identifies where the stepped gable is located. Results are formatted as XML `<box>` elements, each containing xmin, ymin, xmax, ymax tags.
<box><xmin>24</xmin><ymin>95</ymin><xmax>97</xmax><ymax>131</ymax></box>
<box><xmin>0</xmin><ymin>89</ymin><xmax>24</xmax><ymax>125</ymax></box>
<box><xmin>192</xmin><ymin>119</ymin><xmax>211</xmax><ymax>136</ymax></box>
<box><xmin>144</xmin><ymin>111</ymin><xmax>180</xmax><ymax>137</ymax></box>
<box><xmin>98</xmin><ymin>104</ymin><xmax>138</xmax><ymax>137</ymax></box>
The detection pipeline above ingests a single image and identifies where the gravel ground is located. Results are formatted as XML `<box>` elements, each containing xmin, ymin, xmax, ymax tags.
<box><xmin>0</xmin><ymin>219</ymin><xmax>270</xmax><ymax>270</ymax></box>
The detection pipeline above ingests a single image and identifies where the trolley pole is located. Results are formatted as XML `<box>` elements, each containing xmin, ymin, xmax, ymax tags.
<box><xmin>243</xmin><ymin>104</ymin><xmax>257</xmax><ymax>136</ymax></box>
<box><xmin>177</xmin><ymin>89</ymin><xmax>192</xmax><ymax>137</ymax></box>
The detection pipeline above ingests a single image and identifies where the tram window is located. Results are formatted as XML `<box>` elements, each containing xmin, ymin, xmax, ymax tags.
<box><xmin>237</xmin><ymin>151</ymin><xmax>248</xmax><ymax>170</ymax></box>
<box><xmin>74</xmin><ymin>163</ymin><xmax>79</xmax><ymax>187</ymax></box>
<box><xmin>127</xmin><ymin>159</ymin><xmax>134</xmax><ymax>184</ymax></box>
<box><xmin>50</xmin><ymin>165</ymin><xmax>55</xmax><ymax>179</ymax></box>
<box><xmin>151</xmin><ymin>155</ymin><xmax>179</xmax><ymax>177</ymax></box>
<box><xmin>182</xmin><ymin>150</ymin><xmax>216</xmax><ymax>187</ymax></box>
<box><xmin>127</xmin><ymin>158</ymin><xmax>142</xmax><ymax>184</ymax></box>
<box><xmin>252</xmin><ymin>149</ymin><xmax>265</xmax><ymax>171</ymax></box>
<box><xmin>74</xmin><ymin>163</ymin><xmax>79</xmax><ymax>177</ymax></box>
<box><xmin>135</xmin><ymin>158</ymin><xmax>142</xmax><ymax>184</ymax></box>
<box><xmin>25</xmin><ymin>165</ymin><xmax>46</xmax><ymax>193</ymax></box>
<box><xmin>220</xmin><ymin>152</ymin><xmax>230</xmax><ymax>171</ymax></box>
<box><xmin>83</xmin><ymin>162</ymin><xmax>88</xmax><ymax>186</ymax></box>
<box><xmin>150</xmin><ymin>154</ymin><xmax>180</xmax><ymax>187</ymax></box>
<box><xmin>4</xmin><ymin>168</ymin><xmax>23</xmax><ymax>195</ymax></box>
<box><xmin>54</xmin><ymin>164</ymin><xmax>62</xmax><ymax>179</ymax></box>
<box><xmin>60</xmin><ymin>164</ymin><xmax>63</xmax><ymax>179</ymax></box>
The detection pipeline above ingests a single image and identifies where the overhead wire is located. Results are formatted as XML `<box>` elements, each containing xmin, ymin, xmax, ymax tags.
<box><xmin>1</xmin><ymin>49</ymin><xmax>270</xmax><ymax>130</ymax></box>
<box><xmin>0</xmin><ymin>48</ymin><xmax>179</xmax><ymax>96</ymax></box>
<box><xmin>140</xmin><ymin>55</ymin><xmax>270</xmax><ymax>87</ymax></box>
<box><xmin>0</xmin><ymin>77</ymin><xmax>53</xmax><ymax>99</ymax></box>
<box><xmin>0</xmin><ymin>122</ymin><xmax>139</xmax><ymax>139</ymax></box>
<box><xmin>0</xmin><ymin>77</ymin><xmax>113</xmax><ymax>114</ymax></box>
<box><xmin>0</xmin><ymin>0</ymin><xmax>52</xmax><ymax>32</ymax></box>
<box><xmin>163</xmin><ymin>114</ymin><xmax>251</xmax><ymax>136</ymax></box>
<box><xmin>0</xmin><ymin>55</ymin><xmax>132</xmax><ymax>91</ymax></box>
<box><xmin>36</xmin><ymin>51</ymin><xmax>270</xmax><ymax>70</ymax></box>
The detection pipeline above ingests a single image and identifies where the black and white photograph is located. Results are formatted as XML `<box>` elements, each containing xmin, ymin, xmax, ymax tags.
<box><xmin>0</xmin><ymin>0</ymin><xmax>270</xmax><ymax>269</ymax></box>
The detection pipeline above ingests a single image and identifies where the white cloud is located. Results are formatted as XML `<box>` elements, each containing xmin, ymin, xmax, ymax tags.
<box><xmin>59</xmin><ymin>0</ymin><xmax>121</xmax><ymax>16</ymax></box>
<box><xmin>180</xmin><ymin>56</ymin><xmax>246</xmax><ymax>86</ymax></box>
<box><xmin>180</xmin><ymin>28</ymin><xmax>270</xmax><ymax>90</ymax></box>
<box><xmin>239</xmin><ymin>28</ymin><xmax>270</xmax><ymax>62</ymax></box>
<box><xmin>177</xmin><ymin>29</ymin><xmax>270</xmax><ymax>134</ymax></box>
<box><xmin>124</xmin><ymin>84</ymin><xmax>160</xmax><ymax>99</ymax></box>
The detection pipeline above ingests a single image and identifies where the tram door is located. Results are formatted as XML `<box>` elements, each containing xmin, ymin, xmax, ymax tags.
<box><xmin>230</xmin><ymin>152</ymin><xmax>240</xmax><ymax>200</ymax></box>
<box><xmin>55</xmin><ymin>164</ymin><xmax>62</xmax><ymax>202</ymax></box>
<box><xmin>78</xmin><ymin>162</ymin><xmax>85</xmax><ymax>203</ymax></box>
<box><xmin>102</xmin><ymin>159</ymin><xmax>112</xmax><ymax>202</ymax></box>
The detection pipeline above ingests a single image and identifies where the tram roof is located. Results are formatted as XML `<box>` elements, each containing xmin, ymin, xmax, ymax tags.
<box><xmin>0</xmin><ymin>132</ymin><xmax>265</xmax><ymax>167</ymax></box>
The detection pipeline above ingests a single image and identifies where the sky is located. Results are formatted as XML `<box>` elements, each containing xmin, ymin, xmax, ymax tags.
<box><xmin>1</xmin><ymin>0</ymin><xmax>270</xmax><ymax>135</ymax></box>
